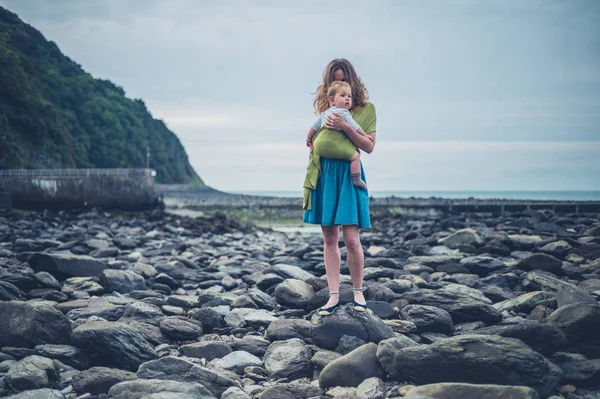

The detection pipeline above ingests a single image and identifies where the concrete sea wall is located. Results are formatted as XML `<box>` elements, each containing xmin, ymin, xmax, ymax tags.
<box><xmin>0</xmin><ymin>169</ymin><xmax>158</xmax><ymax>210</ymax></box>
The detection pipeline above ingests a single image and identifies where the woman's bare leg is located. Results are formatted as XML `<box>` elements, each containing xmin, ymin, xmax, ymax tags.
<box><xmin>322</xmin><ymin>225</ymin><xmax>341</xmax><ymax>307</ymax></box>
<box><xmin>342</xmin><ymin>225</ymin><xmax>366</xmax><ymax>305</ymax></box>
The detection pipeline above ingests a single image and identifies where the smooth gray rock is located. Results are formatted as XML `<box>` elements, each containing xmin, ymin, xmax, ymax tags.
<box><xmin>319</xmin><ymin>343</ymin><xmax>384</xmax><ymax>389</ymax></box>
<box><xmin>459</xmin><ymin>256</ymin><xmax>507</xmax><ymax>277</ymax></box>
<box><xmin>28</xmin><ymin>253</ymin><xmax>108</xmax><ymax>278</ymax></box>
<box><xmin>5</xmin><ymin>389</ymin><xmax>64</xmax><ymax>399</ymax></box>
<box><xmin>438</xmin><ymin>229</ymin><xmax>484</xmax><ymax>249</ymax></box>
<box><xmin>34</xmin><ymin>344</ymin><xmax>89</xmax><ymax>369</ymax></box>
<box><xmin>400</xmin><ymin>305</ymin><xmax>453</xmax><ymax>334</ymax></box>
<box><xmin>102</xmin><ymin>269</ymin><xmax>147</xmax><ymax>294</ymax></box>
<box><xmin>211</xmin><ymin>351</ymin><xmax>262</xmax><ymax>374</ymax></box>
<box><xmin>272</xmin><ymin>264</ymin><xmax>314</xmax><ymax>281</ymax></box>
<box><xmin>376</xmin><ymin>335</ymin><xmax>420</xmax><ymax>374</ymax></box>
<box><xmin>493</xmin><ymin>291</ymin><xmax>556</xmax><ymax>313</ymax></box>
<box><xmin>71</xmin><ymin>321</ymin><xmax>158</xmax><ymax>371</ymax></box>
<box><xmin>274</xmin><ymin>279</ymin><xmax>314</xmax><ymax>309</ymax></box>
<box><xmin>108</xmin><ymin>379</ymin><xmax>216</xmax><ymax>399</ymax></box>
<box><xmin>405</xmin><ymin>382</ymin><xmax>539</xmax><ymax>399</ymax></box>
<box><xmin>379</xmin><ymin>334</ymin><xmax>562</xmax><ymax>398</ymax></box>
<box><xmin>548</xmin><ymin>303</ymin><xmax>600</xmax><ymax>343</ymax></box>
<box><xmin>222</xmin><ymin>386</ymin><xmax>252</xmax><ymax>399</ymax></box>
<box><xmin>136</xmin><ymin>356</ymin><xmax>240</xmax><ymax>397</ymax></box>
<box><xmin>558</xmin><ymin>358</ymin><xmax>600</xmax><ymax>387</ymax></box>
<box><xmin>356</xmin><ymin>377</ymin><xmax>385</xmax><ymax>399</ymax></box>
<box><xmin>0</xmin><ymin>301</ymin><xmax>72</xmax><ymax>348</ymax></box>
<box><xmin>159</xmin><ymin>316</ymin><xmax>203</xmax><ymax>340</ymax></box>
<box><xmin>263</xmin><ymin>338</ymin><xmax>312</xmax><ymax>380</ymax></box>
<box><xmin>516</xmin><ymin>253</ymin><xmax>563</xmax><ymax>274</ymax></box>
<box><xmin>310</xmin><ymin>304</ymin><xmax>394</xmax><ymax>350</ymax></box>
<box><xmin>311</xmin><ymin>350</ymin><xmax>342</xmax><ymax>371</ymax></box>
<box><xmin>258</xmin><ymin>383</ymin><xmax>323</xmax><ymax>399</ymax></box>
<box><xmin>5</xmin><ymin>355</ymin><xmax>58</xmax><ymax>391</ymax></box>
<box><xmin>71</xmin><ymin>366</ymin><xmax>137</xmax><ymax>395</ymax></box>
<box><xmin>402</xmin><ymin>286</ymin><xmax>502</xmax><ymax>323</ymax></box>
<box><xmin>180</xmin><ymin>341</ymin><xmax>232</xmax><ymax>361</ymax></box>
<box><xmin>265</xmin><ymin>319</ymin><xmax>312</xmax><ymax>341</ymax></box>
<box><xmin>467</xmin><ymin>319</ymin><xmax>566</xmax><ymax>356</ymax></box>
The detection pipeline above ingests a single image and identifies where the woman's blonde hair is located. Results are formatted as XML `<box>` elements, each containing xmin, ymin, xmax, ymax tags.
<box><xmin>313</xmin><ymin>58</ymin><xmax>368</xmax><ymax>114</ymax></box>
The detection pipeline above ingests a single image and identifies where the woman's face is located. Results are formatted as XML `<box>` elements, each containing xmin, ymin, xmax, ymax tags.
<box><xmin>333</xmin><ymin>68</ymin><xmax>345</xmax><ymax>82</ymax></box>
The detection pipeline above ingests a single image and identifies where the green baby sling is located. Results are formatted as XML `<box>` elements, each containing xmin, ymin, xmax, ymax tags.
<box><xmin>303</xmin><ymin>102</ymin><xmax>376</xmax><ymax>210</ymax></box>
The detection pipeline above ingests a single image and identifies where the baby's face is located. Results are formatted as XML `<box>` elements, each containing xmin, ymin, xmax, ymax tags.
<box><xmin>331</xmin><ymin>88</ymin><xmax>352</xmax><ymax>109</ymax></box>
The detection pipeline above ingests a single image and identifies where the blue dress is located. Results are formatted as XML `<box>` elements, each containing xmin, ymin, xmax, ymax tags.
<box><xmin>303</xmin><ymin>158</ymin><xmax>371</xmax><ymax>228</ymax></box>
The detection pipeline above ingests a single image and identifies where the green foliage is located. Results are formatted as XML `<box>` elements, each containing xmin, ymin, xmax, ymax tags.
<box><xmin>0</xmin><ymin>7</ymin><xmax>203</xmax><ymax>184</ymax></box>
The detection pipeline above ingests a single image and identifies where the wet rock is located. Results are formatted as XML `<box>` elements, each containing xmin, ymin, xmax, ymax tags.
<box><xmin>319</xmin><ymin>343</ymin><xmax>384</xmax><ymax>389</ymax></box>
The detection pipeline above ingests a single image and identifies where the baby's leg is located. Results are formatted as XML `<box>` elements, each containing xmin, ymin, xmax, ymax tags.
<box><xmin>349</xmin><ymin>151</ymin><xmax>367</xmax><ymax>190</ymax></box>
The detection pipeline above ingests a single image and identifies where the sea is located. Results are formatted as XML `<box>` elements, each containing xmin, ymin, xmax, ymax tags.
<box><xmin>234</xmin><ymin>190</ymin><xmax>600</xmax><ymax>201</ymax></box>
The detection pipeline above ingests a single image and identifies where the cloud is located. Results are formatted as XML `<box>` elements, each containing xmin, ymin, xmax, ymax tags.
<box><xmin>1</xmin><ymin>0</ymin><xmax>599</xmax><ymax>191</ymax></box>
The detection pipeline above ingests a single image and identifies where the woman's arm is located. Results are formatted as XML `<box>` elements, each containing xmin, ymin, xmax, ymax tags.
<box><xmin>325</xmin><ymin>113</ymin><xmax>376</xmax><ymax>154</ymax></box>
<box><xmin>306</xmin><ymin>127</ymin><xmax>317</xmax><ymax>147</ymax></box>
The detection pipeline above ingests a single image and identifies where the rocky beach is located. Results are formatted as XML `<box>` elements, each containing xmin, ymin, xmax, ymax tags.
<box><xmin>0</xmin><ymin>203</ymin><xmax>599</xmax><ymax>399</ymax></box>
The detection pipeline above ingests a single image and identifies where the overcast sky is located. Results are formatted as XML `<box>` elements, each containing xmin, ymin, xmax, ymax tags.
<box><xmin>2</xmin><ymin>0</ymin><xmax>599</xmax><ymax>192</ymax></box>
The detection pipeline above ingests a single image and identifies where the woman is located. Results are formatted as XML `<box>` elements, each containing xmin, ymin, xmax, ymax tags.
<box><xmin>303</xmin><ymin>58</ymin><xmax>377</xmax><ymax>316</ymax></box>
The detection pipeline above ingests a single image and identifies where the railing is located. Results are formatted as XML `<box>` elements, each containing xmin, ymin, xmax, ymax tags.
<box><xmin>0</xmin><ymin>168</ymin><xmax>152</xmax><ymax>178</ymax></box>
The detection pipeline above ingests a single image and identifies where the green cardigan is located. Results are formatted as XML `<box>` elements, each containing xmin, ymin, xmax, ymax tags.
<box><xmin>303</xmin><ymin>102</ymin><xmax>377</xmax><ymax>210</ymax></box>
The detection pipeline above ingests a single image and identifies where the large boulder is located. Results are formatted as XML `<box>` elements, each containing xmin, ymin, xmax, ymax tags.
<box><xmin>399</xmin><ymin>305</ymin><xmax>453</xmax><ymax>334</ymax></box>
<box><xmin>0</xmin><ymin>301</ymin><xmax>72</xmax><ymax>348</ymax></box>
<box><xmin>136</xmin><ymin>356</ymin><xmax>240</xmax><ymax>397</ymax></box>
<box><xmin>516</xmin><ymin>253</ymin><xmax>563</xmax><ymax>274</ymax></box>
<box><xmin>377</xmin><ymin>334</ymin><xmax>562</xmax><ymax>398</ymax></box>
<box><xmin>467</xmin><ymin>318</ymin><xmax>566</xmax><ymax>356</ymax></box>
<box><xmin>102</xmin><ymin>270</ymin><xmax>147</xmax><ymax>294</ymax></box>
<box><xmin>547</xmin><ymin>303</ymin><xmax>600</xmax><ymax>343</ymax></box>
<box><xmin>405</xmin><ymin>383</ymin><xmax>540</xmax><ymax>399</ymax></box>
<box><xmin>28</xmin><ymin>253</ymin><xmax>108</xmax><ymax>278</ymax></box>
<box><xmin>310</xmin><ymin>305</ymin><xmax>394</xmax><ymax>350</ymax></box>
<box><xmin>5</xmin><ymin>355</ymin><xmax>58</xmax><ymax>391</ymax></box>
<box><xmin>263</xmin><ymin>338</ymin><xmax>312</xmax><ymax>380</ymax></box>
<box><xmin>108</xmin><ymin>379</ymin><xmax>216</xmax><ymax>399</ymax></box>
<box><xmin>401</xmin><ymin>285</ymin><xmax>502</xmax><ymax>323</ymax></box>
<box><xmin>319</xmin><ymin>343</ymin><xmax>384</xmax><ymax>389</ymax></box>
<box><xmin>71</xmin><ymin>321</ymin><xmax>157</xmax><ymax>371</ymax></box>
<box><xmin>274</xmin><ymin>279</ymin><xmax>314</xmax><ymax>308</ymax></box>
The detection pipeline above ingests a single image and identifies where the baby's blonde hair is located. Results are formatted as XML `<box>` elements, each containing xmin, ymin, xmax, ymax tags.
<box><xmin>327</xmin><ymin>81</ymin><xmax>351</xmax><ymax>100</ymax></box>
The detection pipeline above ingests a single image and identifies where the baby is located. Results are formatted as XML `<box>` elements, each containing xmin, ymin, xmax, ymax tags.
<box><xmin>305</xmin><ymin>81</ymin><xmax>368</xmax><ymax>189</ymax></box>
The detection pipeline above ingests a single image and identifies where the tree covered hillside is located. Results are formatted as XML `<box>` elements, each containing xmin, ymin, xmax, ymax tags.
<box><xmin>0</xmin><ymin>6</ymin><xmax>203</xmax><ymax>184</ymax></box>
